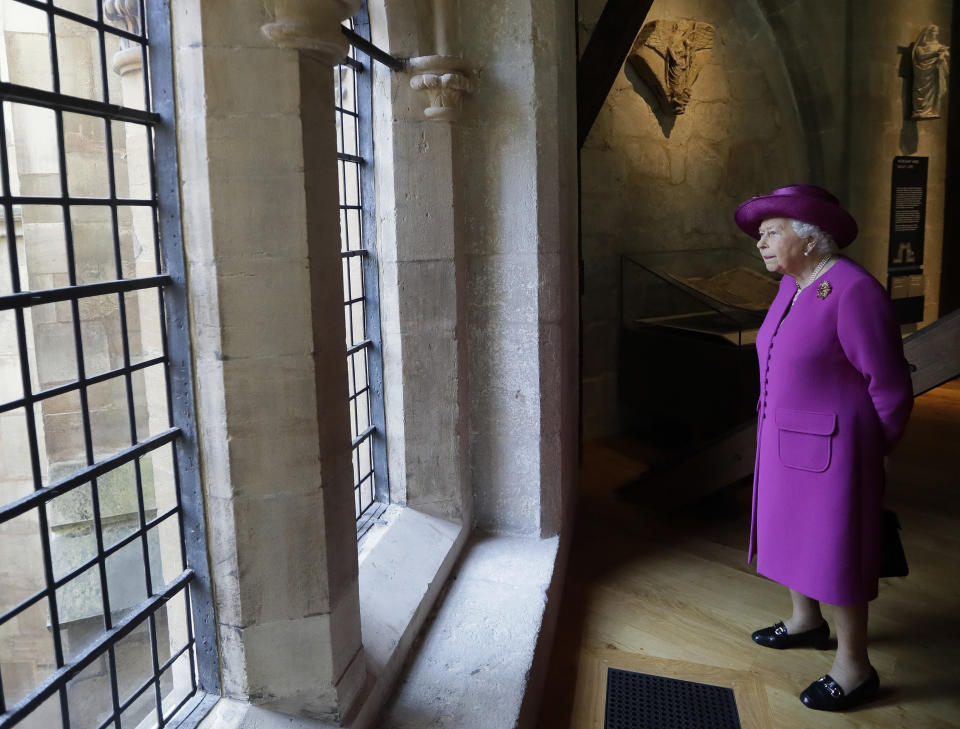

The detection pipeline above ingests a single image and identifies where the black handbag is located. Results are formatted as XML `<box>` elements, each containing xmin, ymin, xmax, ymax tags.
<box><xmin>878</xmin><ymin>509</ymin><xmax>909</xmax><ymax>578</ymax></box>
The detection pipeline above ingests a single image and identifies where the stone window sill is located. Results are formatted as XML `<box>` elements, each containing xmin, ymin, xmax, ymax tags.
<box><xmin>344</xmin><ymin>505</ymin><xmax>467</xmax><ymax>726</ymax></box>
<box><xmin>357</xmin><ymin>506</ymin><xmax>465</xmax><ymax>677</ymax></box>
<box><xmin>378</xmin><ymin>532</ymin><xmax>562</xmax><ymax>728</ymax></box>
<box><xmin>182</xmin><ymin>517</ymin><xmax>561</xmax><ymax>729</ymax></box>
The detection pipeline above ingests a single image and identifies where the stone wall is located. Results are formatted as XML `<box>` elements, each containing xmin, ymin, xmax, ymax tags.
<box><xmin>757</xmin><ymin>0</ymin><xmax>951</xmax><ymax>318</ymax></box>
<box><xmin>578</xmin><ymin>0</ymin><xmax>806</xmax><ymax>440</ymax></box>
<box><xmin>458</xmin><ymin>0</ymin><xmax>578</xmax><ymax>536</ymax></box>
<box><xmin>368</xmin><ymin>0</ymin><xmax>578</xmax><ymax>538</ymax></box>
<box><xmin>754</xmin><ymin>0</ymin><xmax>849</xmax><ymax>196</ymax></box>
<box><xmin>579</xmin><ymin>0</ymin><xmax>953</xmax><ymax>440</ymax></box>
<box><xmin>843</xmin><ymin>0</ymin><xmax>952</xmax><ymax>321</ymax></box>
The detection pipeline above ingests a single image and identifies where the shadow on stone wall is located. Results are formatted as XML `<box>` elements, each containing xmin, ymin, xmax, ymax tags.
<box><xmin>897</xmin><ymin>44</ymin><xmax>920</xmax><ymax>154</ymax></box>
<box><xmin>624</xmin><ymin>64</ymin><xmax>677</xmax><ymax>138</ymax></box>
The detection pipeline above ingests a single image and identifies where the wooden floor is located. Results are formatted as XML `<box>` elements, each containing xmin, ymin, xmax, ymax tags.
<box><xmin>537</xmin><ymin>379</ymin><xmax>960</xmax><ymax>729</ymax></box>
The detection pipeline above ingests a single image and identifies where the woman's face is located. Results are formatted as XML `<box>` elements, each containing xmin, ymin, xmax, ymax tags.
<box><xmin>757</xmin><ymin>217</ymin><xmax>809</xmax><ymax>276</ymax></box>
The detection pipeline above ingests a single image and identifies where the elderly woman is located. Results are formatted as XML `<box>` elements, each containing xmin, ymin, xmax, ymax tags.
<box><xmin>734</xmin><ymin>185</ymin><xmax>913</xmax><ymax>711</ymax></box>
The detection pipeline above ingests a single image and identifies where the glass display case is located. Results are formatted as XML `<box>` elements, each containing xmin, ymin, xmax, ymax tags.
<box><xmin>620</xmin><ymin>248</ymin><xmax>780</xmax><ymax>346</ymax></box>
<box><xmin>619</xmin><ymin>248</ymin><xmax>779</xmax><ymax>446</ymax></box>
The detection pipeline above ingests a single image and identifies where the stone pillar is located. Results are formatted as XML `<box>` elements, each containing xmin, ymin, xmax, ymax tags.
<box><xmin>172</xmin><ymin>0</ymin><xmax>365</xmax><ymax>722</ymax></box>
<box><xmin>457</xmin><ymin>0</ymin><xmax>578</xmax><ymax>537</ymax></box>
<box><xmin>368</xmin><ymin>0</ymin><xmax>474</xmax><ymax>522</ymax></box>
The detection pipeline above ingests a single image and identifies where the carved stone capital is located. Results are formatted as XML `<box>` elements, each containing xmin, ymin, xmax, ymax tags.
<box><xmin>111</xmin><ymin>46</ymin><xmax>141</xmax><ymax>76</ymax></box>
<box><xmin>261</xmin><ymin>0</ymin><xmax>363</xmax><ymax>64</ymax></box>
<box><xmin>103</xmin><ymin>0</ymin><xmax>140</xmax><ymax>37</ymax></box>
<box><xmin>102</xmin><ymin>1</ymin><xmax>141</xmax><ymax>75</ymax></box>
<box><xmin>409</xmin><ymin>55</ymin><xmax>476</xmax><ymax>121</ymax></box>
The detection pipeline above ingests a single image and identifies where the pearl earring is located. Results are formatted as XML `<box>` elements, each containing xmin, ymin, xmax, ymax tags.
<box><xmin>804</xmin><ymin>249</ymin><xmax>810</xmax><ymax>256</ymax></box>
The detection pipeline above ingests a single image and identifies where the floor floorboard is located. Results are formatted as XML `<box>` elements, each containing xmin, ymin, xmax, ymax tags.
<box><xmin>536</xmin><ymin>379</ymin><xmax>960</xmax><ymax>728</ymax></box>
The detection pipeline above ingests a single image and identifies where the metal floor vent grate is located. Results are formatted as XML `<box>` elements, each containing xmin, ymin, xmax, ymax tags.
<box><xmin>605</xmin><ymin>668</ymin><xmax>743</xmax><ymax>729</ymax></box>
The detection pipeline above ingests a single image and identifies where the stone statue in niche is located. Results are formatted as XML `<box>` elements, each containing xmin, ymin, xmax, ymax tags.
<box><xmin>628</xmin><ymin>19</ymin><xmax>715</xmax><ymax>115</ymax></box>
<box><xmin>911</xmin><ymin>24</ymin><xmax>950</xmax><ymax>119</ymax></box>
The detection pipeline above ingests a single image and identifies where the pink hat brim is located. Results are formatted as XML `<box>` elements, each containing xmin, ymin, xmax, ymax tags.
<box><xmin>735</xmin><ymin>185</ymin><xmax>858</xmax><ymax>248</ymax></box>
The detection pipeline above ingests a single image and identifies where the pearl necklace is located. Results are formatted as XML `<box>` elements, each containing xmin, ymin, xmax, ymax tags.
<box><xmin>792</xmin><ymin>254</ymin><xmax>833</xmax><ymax>305</ymax></box>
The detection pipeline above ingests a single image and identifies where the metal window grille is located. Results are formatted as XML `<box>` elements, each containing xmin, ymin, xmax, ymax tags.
<box><xmin>0</xmin><ymin>2</ymin><xmax>215</xmax><ymax>728</ymax></box>
<box><xmin>336</xmin><ymin>8</ymin><xmax>389</xmax><ymax>537</ymax></box>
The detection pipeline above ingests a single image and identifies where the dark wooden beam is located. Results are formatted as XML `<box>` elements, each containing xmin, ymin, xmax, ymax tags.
<box><xmin>577</xmin><ymin>0</ymin><xmax>653</xmax><ymax>148</ymax></box>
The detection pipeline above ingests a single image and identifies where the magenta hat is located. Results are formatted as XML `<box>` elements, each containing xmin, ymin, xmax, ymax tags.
<box><xmin>735</xmin><ymin>184</ymin><xmax>858</xmax><ymax>248</ymax></box>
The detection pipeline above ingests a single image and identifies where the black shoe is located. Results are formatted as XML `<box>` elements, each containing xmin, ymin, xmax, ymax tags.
<box><xmin>800</xmin><ymin>667</ymin><xmax>880</xmax><ymax>711</ymax></box>
<box><xmin>751</xmin><ymin>620</ymin><xmax>830</xmax><ymax>649</ymax></box>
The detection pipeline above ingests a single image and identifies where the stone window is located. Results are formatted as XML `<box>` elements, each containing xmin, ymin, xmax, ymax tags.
<box><xmin>0</xmin><ymin>3</ymin><xmax>214</xmax><ymax>728</ymax></box>
<box><xmin>336</xmin><ymin>8</ymin><xmax>389</xmax><ymax>538</ymax></box>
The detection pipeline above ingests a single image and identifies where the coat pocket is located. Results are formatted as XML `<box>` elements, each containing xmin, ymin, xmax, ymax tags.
<box><xmin>776</xmin><ymin>408</ymin><xmax>837</xmax><ymax>472</ymax></box>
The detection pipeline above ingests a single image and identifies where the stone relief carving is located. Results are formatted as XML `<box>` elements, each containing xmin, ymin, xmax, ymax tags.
<box><xmin>911</xmin><ymin>24</ymin><xmax>950</xmax><ymax>120</ymax></box>
<box><xmin>628</xmin><ymin>19</ymin><xmax>715</xmax><ymax>115</ymax></box>
<box><xmin>409</xmin><ymin>55</ymin><xmax>476</xmax><ymax>121</ymax></box>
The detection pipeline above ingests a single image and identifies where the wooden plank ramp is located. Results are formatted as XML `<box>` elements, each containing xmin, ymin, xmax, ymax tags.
<box><xmin>620</xmin><ymin>308</ymin><xmax>960</xmax><ymax>503</ymax></box>
<box><xmin>903</xmin><ymin>307</ymin><xmax>960</xmax><ymax>395</ymax></box>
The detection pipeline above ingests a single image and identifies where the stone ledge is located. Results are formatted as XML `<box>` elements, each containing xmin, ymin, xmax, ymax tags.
<box><xmin>346</xmin><ymin>507</ymin><xmax>467</xmax><ymax>727</ymax></box>
<box><xmin>185</xmin><ymin>527</ymin><xmax>562</xmax><ymax>729</ymax></box>
<box><xmin>190</xmin><ymin>507</ymin><xmax>467</xmax><ymax>729</ymax></box>
<box><xmin>191</xmin><ymin>697</ymin><xmax>333</xmax><ymax>729</ymax></box>
<box><xmin>357</xmin><ymin>506</ymin><xmax>464</xmax><ymax>677</ymax></box>
<box><xmin>378</xmin><ymin>532</ymin><xmax>561</xmax><ymax>729</ymax></box>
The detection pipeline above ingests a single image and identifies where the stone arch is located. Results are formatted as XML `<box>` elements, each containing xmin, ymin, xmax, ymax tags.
<box><xmin>753</xmin><ymin>0</ymin><xmax>848</xmax><ymax>195</ymax></box>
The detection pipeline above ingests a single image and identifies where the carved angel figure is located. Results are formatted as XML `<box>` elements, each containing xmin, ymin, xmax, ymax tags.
<box><xmin>911</xmin><ymin>24</ymin><xmax>950</xmax><ymax>120</ymax></box>
<box><xmin>628</xmin><ymin>19</ymin><xmax>715</xmax><ymax>115</ymax></box>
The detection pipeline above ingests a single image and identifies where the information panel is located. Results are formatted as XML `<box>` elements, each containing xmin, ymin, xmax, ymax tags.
<box><xmin>888</xmin><ymin>156</ymin><xmax>927</xmax><ymax>324</ymax></box>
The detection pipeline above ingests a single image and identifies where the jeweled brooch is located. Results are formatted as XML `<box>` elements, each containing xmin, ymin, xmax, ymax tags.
<box><xmin>817</xmin><ymin>281</ymin><xmax>832</xmax><ymax>299</ymax></box>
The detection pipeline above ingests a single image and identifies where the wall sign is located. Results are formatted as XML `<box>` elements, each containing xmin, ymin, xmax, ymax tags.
<box><xmin>888</xmin><ymin>155</ymin><xmax>927</xmax><ymax>323</ymax></box>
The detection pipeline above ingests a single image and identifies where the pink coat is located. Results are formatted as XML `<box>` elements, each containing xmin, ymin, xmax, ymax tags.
<box><xmin>749</xmin><ymin>257</ymin><xmax>913</xmax><ymax>605</ymax></box>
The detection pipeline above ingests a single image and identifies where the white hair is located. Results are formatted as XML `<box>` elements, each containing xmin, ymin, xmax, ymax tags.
<box><xmin>790</xmin><ymin>220</ymin><xmax>839</xmax><ymax>256</ymax></box>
